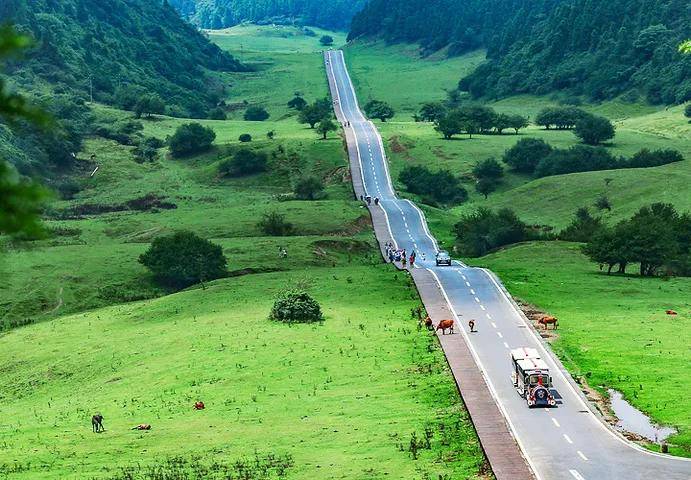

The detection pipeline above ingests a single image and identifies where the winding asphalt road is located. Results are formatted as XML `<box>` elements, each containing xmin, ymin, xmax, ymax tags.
<box><xmin>324</xmin><ymin>49</ymin><xmax>691</xmax><ymax>480</ymax></box>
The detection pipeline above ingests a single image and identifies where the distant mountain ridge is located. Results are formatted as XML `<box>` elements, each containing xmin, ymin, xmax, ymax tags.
<box><xmin>349</xmin><ymin>0</ymin><xmax>691</xmax><ymax>104</ymax></box>
<box><xmin>169</xmin><ymin>0</ymin><xmax>366</xmax><ymax>31</ymax></box>
<box><xmin>1</xmin><ymin>0</ymin><xmax>243</xmax><ymax>116</ymax></box>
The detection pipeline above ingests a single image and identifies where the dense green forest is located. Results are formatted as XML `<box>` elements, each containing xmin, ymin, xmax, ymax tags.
<box><xmin>169</xmin><ymin>0</ymin><xmax>366</xmax><ymax>30</ymax></box>
<box><xmin>1</xmin><ymin>0</ymin><xmax>242</xmax><ymax>116</ymax></box>
<box><xmin>0</xmin><ymin>0</ymin><xmax>244</xmax><ymax>179</ymax></box>
<box><xmin>349</xmin><ymin>0</ymin><xmax>691</xmax><ymax>104</ymax></box>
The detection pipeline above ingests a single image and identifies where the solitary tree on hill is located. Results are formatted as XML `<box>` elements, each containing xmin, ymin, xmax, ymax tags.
<box><xmin>316</xmin><ymin>118</ymin><xmax>338</xmax><ymax>139</ymax></box>
<box><xmin>364</xmin><ymin>100</ymin><xmax>394</xmax><ymax>122</ymax></box>
<box><xmin>574</xmin><ymin>114</ymin><xmax>615</xmax><ymax>145</ymax></box>
<box><xmin>320</xmin><ymin>35</ymin><xmax>334</xmax><ymax>46</ymax></box>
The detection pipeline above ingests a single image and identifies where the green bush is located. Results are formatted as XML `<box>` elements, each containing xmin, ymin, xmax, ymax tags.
<box><xmin>139</xmin><ymin>231</ymin><xmax>227</xmax><ymax>289</ymax></box>
<box><xmin>168</xmin><ymin>123</ymin><xmax>216</xmax><ymax>157</ymax></box>
<box><xmin>319</xmin><ymin>35</ymin><xmax>334</xmax><ymax>46</ymax></box>
<box><xmin>454</xmin><ymin>207</ymin><xmax>533</xmax><ymax>257</ymax></box>
<box><xmin>244</xmin><ymin>106</ymin><xmax>270</xmax><ymax>121</ymax></box>
<box><xmin>502</xmin><ymin>138</ymin><xmax>553</xmax><ymax>174</ymax></box>
<box><xmin>257</xmin><ymin>212</ymin><xmax>294</xmax><ymax>236</ymax></box>
<box><xmin>294</xmin><ymin>176</ymin><xmax>325</xmax><ymax>200</ymax></box>
<box><xmin>239</xmin><ymin>133</ymin><xmax>252</xmax><ymax>142</ymax></box>
<box><xmin>218</xmin><ymin>149</ymin><xmax>268</xmax><ymax>177</ymax></box>
<box><xmin>399</xmin><ymin>165</ymin><xmax>467</xmax><ymax>206</ymax></box>
<box><xmin>208</xmin><ymin>107</ymin><xmax>227</xmax><ymax>120</ymax></box>
<box><xmin>270</xmin><ymin>290</ymin><xmax>323</xmax><ymax>324</ymax></box>
<box><xmin>573</xmin><ymin>114</ymin><xmax>615</xmax><ymax>145</ymax></box>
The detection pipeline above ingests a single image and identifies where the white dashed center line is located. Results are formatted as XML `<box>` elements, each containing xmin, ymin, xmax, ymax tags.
<box><xmin>480</xmin><ymin>305</ymin><xmax>486</xmax><ymax>311</ymax></box>
<box><xmin>496</xmin><ymin>332</ymin><xmax>503</xmax><ymax>338</ymax></box>
<box><xmin>465</xmin><ymin>281</ymin><xmax>471</xmax><ymax>287</ymax></box>
<box><xmin>569</xmin><ymin>470</ymin><xmax>585</xmax><ymax>480</ymax></box>
<box><xmin>563</xmin><ymin>434</ymin><xmax>573</xmax><ymax>444</ymax></box>
<box><xmin>470</xmin><ymin>289</ymin><xmax>475</xmax><ymax>295</ymax></box>
<box><xmin>474</xmin><ymin>297</ymin><xmax>480</xmax><ymax>303</ymax></box>
<box><xmin>486</xmin><ymin>313</ymin><xmax>492</xmax><ymax>319</ymax></box>
<box><xmin>577</xmin><ymin>451</ymin><xmax>588</xmax><ymax>461</ymax></box>
<box><xmin>503</xmin><ymin>342</ymin><xmax>509</xmax><ymax>349</ymax></box>
<box><xmin>551</xmin><ymin>418</ymin><xmax>561</xmax><ymax>428</ymax></box>
<box><xmin>491</xmin><ymin>322</ymin><xmax>497</xmax><ymax>329</ymax></box>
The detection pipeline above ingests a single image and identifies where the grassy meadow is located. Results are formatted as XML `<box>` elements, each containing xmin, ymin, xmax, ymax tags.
<box><xmin>0</xmin><ymin>24</ymin><xmax>489</xmax><ymax>478</ymax></box>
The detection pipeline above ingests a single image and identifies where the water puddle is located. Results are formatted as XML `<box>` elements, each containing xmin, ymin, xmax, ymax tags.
<box><xmin>608</xmin><ymin>389</ymin><xmax>677</xmax><ymax>443</ymax></box>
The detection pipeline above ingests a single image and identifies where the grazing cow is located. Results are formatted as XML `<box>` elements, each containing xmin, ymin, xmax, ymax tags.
<box><xmin>538</xmin><ymin>316</ymin><xmax>559</xmax><ymax>330</ymax></box>
<box><xmin>665</xmin><ymin>310</ymin><xmax>677</xmax><ymax>315</ymax></box>
<box><xmin>92</xmin><ymin>414</ymin><xmax>104</xmax><ymax>433</ymax></box>
<box><xmin>194</xmin><ymin>401</ymin><xmax>205</xmax><ymax>410</ymax></box>
<box><xmin>132</xmin><ymin>424</ymin><xmax>151</xmax><ymax>430</ymax></box>
<box><xmin>423</xmin><ymin>315</ymin><xmax>433</xmax><ymax>331</ymax></box>
<box><xmin>436</xmin><ymin>319</ymin><xmax>455</xmax><ymax>335</ymax></box>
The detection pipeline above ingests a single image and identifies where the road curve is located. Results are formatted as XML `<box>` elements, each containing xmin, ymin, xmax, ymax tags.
<box><xmin>324</xmin><ymin>49</ymin><xmax>691</xmax><ymax>480</ymax></box>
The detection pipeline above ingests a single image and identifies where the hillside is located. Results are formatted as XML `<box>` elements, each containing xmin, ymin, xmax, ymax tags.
<box><xmin>349</xmin><ymin>0</ymin><xmax>691</xmax><ymax>103</ymax></box>
<box><xmin>0</xmin><ymin>0</ymin><xmax>242</xmax><ymax>116</ymax></box>
<box><xmin>170</xmin><ymin>0</ymin><xmax>366</xmax><ymax>31</ymax></box>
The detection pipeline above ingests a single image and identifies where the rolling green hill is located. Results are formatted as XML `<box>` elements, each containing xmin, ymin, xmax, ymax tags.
<box><xmin>1</xmin><ymin>0</ymin><xmax>242</xmax><ymax>116</ymax></box>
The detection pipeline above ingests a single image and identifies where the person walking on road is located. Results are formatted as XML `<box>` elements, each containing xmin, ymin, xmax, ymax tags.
<box><xmin>468</xmin><ymin>319</ymin><xmax>476</xmax><ymax>333</ymax></box>
<box><xmin>366</xmin><ymin>195</ymin><xmax>372</xmax><ymax>205</ymax></box>
<box><xmin>409</xmin><ymin>250</ymin><xmax>416</xmax><ymax>267</ymax></box>
<box><xmin>374</xmin><ymin>197</ymin><xmax>379</xmax><ymax>205</ymax></box>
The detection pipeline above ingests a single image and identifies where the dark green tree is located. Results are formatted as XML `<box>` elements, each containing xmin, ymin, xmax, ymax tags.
<box><xmin>507</xmin><ymin>114</ymin><xmax>529</xmax><ymax>134</ymax></box>
<box><xmin>219</xmin><ymin>149</ymin><xmax>268</xmax><ymax>177</ymax></box>
<box><xmin>139</xmin><ymin>231</ymin><xmax>227</xmax><ymax>289</ymax></box>
<box><xmin>168</xmin><ymin>123</ymin><xmax>216</xmax><ymax>157</ymax></box>
<box><xmin>244</xmin><ymin>106</ymin><xmax>270</xmax><ymax>121</ymax></box>
<box><xmin>208</xmin><ymin>107</ymin><xmax>227</xmax><ymax>120</ymax></box>
<box><xmin>238</xmin><ymin>133</ymin><xmax>252</xmax><ymax>142</ymax></box>
<box><xmin>270</xmin><ymin>290</ymin><xmax>323</xmax><ymax>324</ymax></box>
<box><xmin>288</xmin><ymin>95</ymin><xmax>307</xmax><ymax>111</ymax></box>
<box><xmin>419</xmin><ymin>102</ymin><xmax>447</xmax><ymax>122</ymax></box>
<box><xmin>316</xmin><ymin>118</ymin><xmax>338</xmax><ymax>139</ymax></box>
<box><xmin>473</xmin><ymin>157</ymin><xmax>504</xmax><ymax>181</ymax></box>
<box><xmin>574</xmin><ymin>114</ymin><xmax>615</xmax><ymax>145</ymax></box>
<box><xmin>298</xmin><ymin>100</ymin><xmax>331</xmax><ymax>128</ymax></box>
<box><xmin>434</xmin><ymin>113</ymin><xmax>462</xmax><ymax>139</ymax></box>
<box><xmin>453</xmin><ymin>207</ymin><xmax>530</xmax><ymax>257</ymax></box>
<box><xmin>560</xmin><ymin>207</ymin><xmax>605</xmax><ymax>242</ymax></box>
<box><xmin>364</xmin><ymin>100</ymin><xmax>394</xmax><ymax>122</ymax></box>
<box><xmin>475</xmin><ymin>178</ymin><xmax>498</xmax><ymax>199</ymax></box>
<box><xmin>320</xmin><ymin>35</ymin><xmax>335</xmax><ymax>46</ymax></box>
<box><xmin>134</xmin><ymin>94</ymin><xmax>165</xmax><ymax>119</ymax></box>
<box><xmin>502</xmin><ymin>138</ymin><xmax>553</xmax><ymax>174</ymax></box>
<box><xmin>294</xmin><ymin>176</ymin><xmax>325</xmax><ymax>200</ymax></box>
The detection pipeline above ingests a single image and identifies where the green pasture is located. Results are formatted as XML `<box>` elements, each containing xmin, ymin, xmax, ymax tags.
<box><xmin>0</xmin><ymin>266</ymin><xmax>486</xmax><ymax>479</ymax></box>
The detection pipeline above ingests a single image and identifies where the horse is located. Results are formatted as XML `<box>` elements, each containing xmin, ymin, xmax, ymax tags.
<box><xmin>436</xmin><ymin>319</ymin><xmax>455</xmax><ymax>335</ymax></box>
<box><xmin>92</xmin><ymin>414</ymin><xmax>104</xmax><ymax>433</ymax></box>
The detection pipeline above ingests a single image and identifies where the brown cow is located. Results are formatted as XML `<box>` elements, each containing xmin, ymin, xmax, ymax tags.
<box><xmin>194</xmin><ymin>401</ymin><xmax>205</xmax><ymax>410</ymax></box>
<box><xmin>538</xmin><ymin>316</ymin><xmax>559</xmax><ymax>329</ymax></box>
<box><xmin>665</xmin><ymin>310</ymin><xmax>677</xmax><ymax>315</ymax></box>
<box><xmin>423</xmin><ymin>315</ymin><xmax>433</xmax><ymax>330</ymax></box>
<box><xmin>132</xmin><ymin>424</ymin><xmax>151</xmax><ymax>430</ymax></box>
<box><xmin>436</xmin><ymin>319</ymin><xmax>455</xmax><ymax>335</ymax></box>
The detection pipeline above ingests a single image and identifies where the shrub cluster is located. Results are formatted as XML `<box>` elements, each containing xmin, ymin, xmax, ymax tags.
<box><xmin>218</xmin><ymin>149</ymin><xmax>268</xmax><ymax>177</ymax></box>
<box><xmin>582</xmin><ymin>203</ymin><xmax>691</xmax><ymax>276</ymax></box>
<box><xmin>269</xmin><ymin>290</ymin><xmax>324</xmax><ymax>324</ymax></box>
<box><xmin>454</xmin><ymin>207</ymin><xmax>540</xmax><ymax>257</ymax></box>
<box><xmin>502</xmin><ymin>139</ymin><xmax>684</xmax><ymax>178</ymax></box>
<box><xmin>399</xmin><ymin>165</ymin><xmax>467</xmax><ymax>206</ymax></box>
<box><xmin>257</xmin><ymin>212</ymin><xmax>294</xmax><ymax>236</ymax></box>
<box><xmin>433</xmin><ymin>104</ymin><xmax>528</xmax><ymax>139</ymax></box>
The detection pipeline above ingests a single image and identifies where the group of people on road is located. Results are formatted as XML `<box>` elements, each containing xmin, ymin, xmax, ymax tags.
<box><xmin>360</xmin><ymin>195</ymin><xmax>380</xmax><ymax>206</ymax></box>
<box><xmin>341</xmin><ymin>121</ymin><xmax>351</xmax><ymax>127</ymax></box>
<box><xmin>385</xmin><ymin>243</ymin><xmax>416</xmax><ymax>267</ymax></box>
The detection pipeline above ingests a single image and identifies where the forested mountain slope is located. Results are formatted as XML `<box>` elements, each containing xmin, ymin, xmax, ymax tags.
<box><xmin>169</xmin><ymin>0</ymin><xmax>366</xmax><ymax>31</ymax></box>
<box><xmin>0</xmin><ymin>0</ymin><xmax>243</xmax><ymax>116</ymax></box>
<box><xmin>349</xmin><ymin>0</ymin><xmax>691</xmax><ymax>104</ymax></box>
